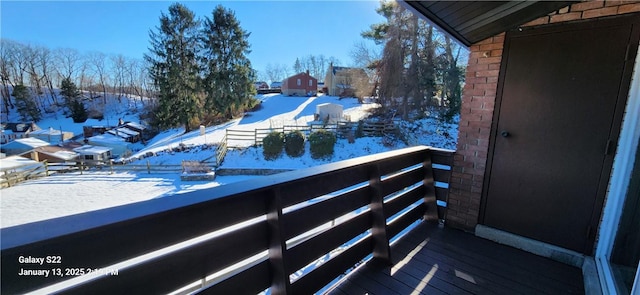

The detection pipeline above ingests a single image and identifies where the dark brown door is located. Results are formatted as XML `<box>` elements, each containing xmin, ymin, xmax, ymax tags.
<box><xmin>483</xmin><ymin>16</ymin><xmax>639</xmax><ymax>253</ymax></box>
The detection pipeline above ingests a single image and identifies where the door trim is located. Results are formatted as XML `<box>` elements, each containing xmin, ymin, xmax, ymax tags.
<box><xmin>595</xmin><ymin>40</ymin><xmax>640</xmax><ymax>295</ymax></box>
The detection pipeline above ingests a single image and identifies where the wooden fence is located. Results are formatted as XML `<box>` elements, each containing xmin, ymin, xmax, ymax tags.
<box><xmin>1</xmin><ymin>146</ymin><xmax>454</xmax><ymax>295</ymax></box>
<box><xmin>0</xmin><ymin>162</ymin><xmax>49</xmax><ymax>188</ymax></box>
<box><xmin>1</xmin><ymin>160</ymin><xmax>219</xmax><ymax>188</ymax></box>
<box><xmin>225</xmin><ymin>121</ymin><xmax>395</xmax><ymax>148</ymax></box>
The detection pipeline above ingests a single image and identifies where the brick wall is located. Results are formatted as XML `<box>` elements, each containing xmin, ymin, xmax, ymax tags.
<box><xmin>446</xmin><ymin>0</ymin><xmax>640</xmax><ymax>231</ymax></box>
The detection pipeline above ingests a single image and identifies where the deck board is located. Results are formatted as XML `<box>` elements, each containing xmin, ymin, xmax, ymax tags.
<box><xmin>325</xmin><ymin>222</ymin><xmax>585</xmax><ymax>295</ymax></box>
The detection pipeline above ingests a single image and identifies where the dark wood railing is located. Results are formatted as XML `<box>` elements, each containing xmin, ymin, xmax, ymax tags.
<box><xmin>0</xmin><ymin>146</ymin><xmax>453</xmax><ymax>295</ymax></box>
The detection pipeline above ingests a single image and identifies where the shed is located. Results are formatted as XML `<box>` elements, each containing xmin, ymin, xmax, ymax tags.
<box><xmin>316</xmin><ymin>103</ymin><xmax>343</xmax><ymax>124</ymax></box>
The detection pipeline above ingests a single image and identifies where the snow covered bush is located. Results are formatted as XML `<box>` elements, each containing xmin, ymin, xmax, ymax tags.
<box><xmin>309</xmin><ymin>130</ymin><xmax>337</xmax><ymax>159</ymax></box>
<box><xmin>262</xmin><ymin>131</ymin><xmax>284</xmax><ymax>160</ymax></box>
<box><xmin>284</xmin><ymin>130</ymin><xmax>305</xmax><ymax>157</ymax></box>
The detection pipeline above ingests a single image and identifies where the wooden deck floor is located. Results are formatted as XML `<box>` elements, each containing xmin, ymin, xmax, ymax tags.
<box><xmin>326</xmin><ymin>222</ymin><xmax>585</xmax><ymax>295</ymax></box>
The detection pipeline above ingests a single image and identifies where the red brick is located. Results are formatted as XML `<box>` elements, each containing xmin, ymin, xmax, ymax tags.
<box><xmin>618</xmin><ymin>3</ymin><xmax>640</xmax><ymax>13</ymax></box>
<box><xmin>466</xmin><ymin>77</ymin><xmax>487</xmax><ymax>84</ymax></box>
<box><xmin>475</xmin><ymin>70</ymin><xmax>500</xmax><ymax>78</ymax></box>
<box><xmin>484</xmin><ymin>89</ymin><xmax>497</xmax><ymax>97</ymax></box>
<box><xmin>479</xmin><ymin>43</ymin><xmax>503</xmax><ymax>51</ymax></box>
<box><xmin>477</xmin><ymin>56</ymin><xmax>503</xmax><ymax>65</ymax></box>
<box><xmin>469</xmin><ymin>51</ymin><xmax>487</xmax><ymax>59</ymax></box>
<box><xmin>482</xmin><ymin>101</ymin><xmax>495</xmax><ymax>110</ymax></box>
<box><xmin>475</xmin><ymin>37</ymin><xmax>495</xmax><ymax>45</ymax></box>
<box><xmin>523</xmin><ymin>17</ymin><xmax>550</xmax><ymax>27</ymax></box>
<box><xmin>571</xmin><ymin>1</ymin><xmax>605</xmax><ymax>11</ymax></box>
<box><xmin>491</xmin><ymin>49</ymin><xmax>503</xmax><ymax>57</ymax></box>
<box><xmin>465</xmin><ymin>88</ymin><xmax>485</xmax><ymax>96</ymax></box>
<box><xmin>474</xmin><ymin>82</ymin><xmax>498</xmax><ymax>90</ymax></box>
<box><xmin>468</xmin><ymin>45</ymin><xmax>480</xmax><ymax>52</ymax></box>
<box><xmin>583</xmin><ymin>6</ymin><xmax>619</xmax><ymax>18</ymax></box>
<box><xmin>487</xmin><ymin>76</ymin><xmax>499</xmax><ymax>83</ymax></box>
<box><xmin>467</xmin><ymin>63</ymin><xmax>489</xmax><ymax>72</ymax></box>
<box><xmin>488</xmin><ymin>63</ymin><xmax>501</xmax><ymax>71</ymax></box>
<box><xmin>605</xmin><ymin>1</ymin><xmax>640</xmax><ymax>7</ymax></box>
<box><xmin>492</xmin><ymin>33</ymin><xmax>506</xmax><ymax>44</ymax></box>
<box><xmin>550</xmin><ymin>12</ymin><xmax>583</xmax><ymax>23</ymax></box>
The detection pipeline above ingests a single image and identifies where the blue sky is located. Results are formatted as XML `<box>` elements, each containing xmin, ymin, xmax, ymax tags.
<box><xmin>1</xmin><ymin>1</ymin><xmax>385</xmax><ymax>77</ymax></box>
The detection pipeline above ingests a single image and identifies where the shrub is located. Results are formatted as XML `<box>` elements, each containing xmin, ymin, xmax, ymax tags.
<box><xmin>262</xmin><ymin>131</ymin><xmax>284</xmax><ymax>160</ymax></box>
<box><xmin>284</xmin><ymin>130</ymin><xmax>305</xmax><ymax>157</ymax></box>
<box><xmin>309</xmin><ymin>130</ymin><xmax>337</xmax><ymax>159</ymax></box>
<box><xmin>70</xmin><ymin>100</ymin><xmax>88</xmax><ymax>123</ymax></box>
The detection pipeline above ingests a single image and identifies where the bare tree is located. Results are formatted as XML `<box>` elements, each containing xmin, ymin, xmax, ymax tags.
<box><xmin>54</xmin><ymin>47</ymin><xmax>81</xmax><ymax>81</ymax></box>
<box><xmin>88</xmin><ymin>51</ymin><xmax>109</xmax><ymax>104</ymax></box>
<box><xmin>110</xmin><ymin>54</ymin><xmax>126</xmax><ymax>101</ymax></box>
<box><xmin>265</xmin><ymin>63</ymin><xmax>289</xmax><ymax>83</ymax></box>
<box><xmin>0</xmin><ymin>40</ymin><xmax>16</xmax><ymax>112</ymax></box>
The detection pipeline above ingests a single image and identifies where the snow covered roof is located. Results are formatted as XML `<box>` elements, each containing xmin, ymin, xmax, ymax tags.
<box><xmin>30</xmin><ymin>127</ymin><xmax>64</xmax><ymax>136</ymax></box>
<box><xmin>107</xmin><ymin>127</ymin><xmax>139</xmax><ymax>137</ymax></box>
<box><xmin>0</xmin><ymin>156</ymin><xmax>41</xmax><ymax>171</ymax></box>
<box><xmin>73</xmin><ymin>145</ymin><xmax>112</xmax><ymax>155</ymax></box>
<box><xmin>3</xmin><ymin>137</ymin><xmax>50</xmax><ymax>149</ymax></box>
<box><xmin>28</xmin><ymin>146</ymin><xmax>79</xmax><ymax>161</ymax></box>
<box><xmin>123</xmin><ymin>122</ymin><xmax>145</xmax><ymax>131</ymax></box>
<box><xmin>88</xmin><ymin>133</ymin><xmax>126</xmax><ymax>143</ymax></box>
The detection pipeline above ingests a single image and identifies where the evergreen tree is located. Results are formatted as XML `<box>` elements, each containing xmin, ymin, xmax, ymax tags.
<box><xmin>145</xmin><ymin>3</ymin><xmax>201</xmax><ymax>132</ymax></box>
<box><xmin>200</xmin><ymin>5</ymin><xmax>255</xmax><ymax>119</ymax></box>
<box><xmin>12</xmin><ymin>84</ymin><xmax>41</xmax><ymax>122</ymax></box>
<box><xmin>293</xmin><ymin>57</ymin><xmax>303</xmax><ymax>73</ymax></box>
<box><xmin>60</xmin><ymin>77</ymin><xmax>80</xmax><ymax>107</ymax></box>
<box><xmin>59</xmin><ymin>77</ymin><xmax>87</xmax><ymax>122</ymax></box>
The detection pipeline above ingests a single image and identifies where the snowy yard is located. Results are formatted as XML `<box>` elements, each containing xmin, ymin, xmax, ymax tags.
<box><xmin>1</xmin><ymin>94</ymin><xmax>457</xmax><ymax>228</ymax></box>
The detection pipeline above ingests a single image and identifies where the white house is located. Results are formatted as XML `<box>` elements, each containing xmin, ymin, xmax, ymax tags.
<box><xmin>29</xmin><ymin>128</ymin><xmax>74</xmax><ymax>144</ymax></box>
<box><xmin>73</xmin><ymin>145</ymin><xmax>113</xmax><ymax>162</ymax></box>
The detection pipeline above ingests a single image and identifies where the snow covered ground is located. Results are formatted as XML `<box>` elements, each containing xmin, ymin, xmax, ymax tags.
<box><xmin>1</xmin><ymin>93</ymin><xmax>457</xmax><ymax>228</ymax></box>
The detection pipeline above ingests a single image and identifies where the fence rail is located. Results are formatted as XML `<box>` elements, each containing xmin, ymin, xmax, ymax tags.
<box><xmin>0</xmin><ymin>163</ymin><xmax>48</xmax><ymax>188</ymax></box>
<box><xmin>1</xmin><ymin>146</ymin><xmax>454</xmax><ymax>295</ymax></box>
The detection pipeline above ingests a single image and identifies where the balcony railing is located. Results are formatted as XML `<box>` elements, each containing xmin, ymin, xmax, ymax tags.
<box><xmin>1</xmin><ymin>146</ymin><xmax>453</xmax><ymax>295</ymax></box>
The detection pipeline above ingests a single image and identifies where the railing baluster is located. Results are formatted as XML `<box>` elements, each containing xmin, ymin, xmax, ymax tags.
<box><xmin>369</xmin><ymin>163</ymin><xmax>391</xmax><ymax>264</ymax></box>
<box><xmin>267</xmin><ymin>187</ymin><xmax>291</xmax><ymax>295</ymax></box>
<box><xmin>423</xmin><ymin>151</ymin><xmax>438</xmax><ymax>222</ymax></box>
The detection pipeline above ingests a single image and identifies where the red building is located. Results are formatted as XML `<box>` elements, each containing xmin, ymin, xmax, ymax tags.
<box><xmin>281</xmin><ymin>70</ymin><xmax>317</xmax><ymax>96</ymax></box>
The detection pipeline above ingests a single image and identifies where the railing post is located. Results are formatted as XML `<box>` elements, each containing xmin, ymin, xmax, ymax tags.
<box><xmin>423</xmin><ymin>150</ymin><xmax>438</xmax><ymax>222</ymax></box>
<box><xmin>267</xmin><ymin>187</ymin><xmax>291</xmax><ymax>295</ymax></box>
<box><xmin>370</xmin><ymin>163</ymin><xmax>391</xmax><ymax>265</ymax></box>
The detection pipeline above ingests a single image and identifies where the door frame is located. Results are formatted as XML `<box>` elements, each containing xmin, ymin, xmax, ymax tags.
<box><xmin>595</xmin><ymin>41</ymin><xmax>640</xmax><ymax>295</ymax></box>
<box><xmin>479</xmin><ymin>14</ymin><xmax>640</xmax><ymax>255</ymax></box>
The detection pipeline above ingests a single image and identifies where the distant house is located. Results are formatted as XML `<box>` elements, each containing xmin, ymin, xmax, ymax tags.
<box><xmin>29</xmin><ymin>127</ymin><xmax>74</xmax><ymax>144</ymax></box>
<box><xmin>0</xmin><ymin>137</ymin><xmax>50</xmax><ymax>156</ymax></box>
<box><xmin>85</xmin><ymin>132</ymin><xmax>132</xmax><ymax>158</ymax></box>
<box><xmin>73</xmin><ymin>145</ymin><xmax>113</xmax><ymax>162</ymax></box>
<box><xmin>254</xmin><ymin>81</ymin><xmax>269</xmax><ymax>90</ymax></box>
<box><xmin>83</xmin><ymin>126</ymin><xmax>110</xmax><ymax>138</ymax></box>
<box><xmin>324</xmin><ymin>64</ymin><xmax>370</xmax><ymax>97</ymax></box>
<box><xmin>270</xmin><ymin>81</ymin><xmax>282</xmax><ymax>90</ymax></box>
<box><xmin>22</xmin><ymin>145</ymin><xmax>79</xmax><ymax>163</ymax></box>
<box><xmin>1</xmin><ymin>122</ymin><xmax>39</xmax><ymax>144</ymax></box>
<box><xmin>281</xmin><ymin>71</ymin><xmax>317</xmax><ymax>97</ymax></box>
